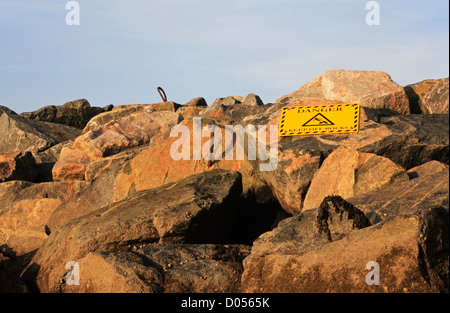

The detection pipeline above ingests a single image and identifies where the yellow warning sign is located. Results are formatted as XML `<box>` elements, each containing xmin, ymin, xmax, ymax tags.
<box><xmin>278</xmin><ymin>103</ymin><xmax>360</xmax><ymax>136</ymax></box>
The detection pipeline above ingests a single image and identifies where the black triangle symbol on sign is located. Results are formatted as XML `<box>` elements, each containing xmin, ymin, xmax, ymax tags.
<box><xmin>302</xmin><ymin>113</ymin><xmax>335</xmax><ymax>126</ymax></box>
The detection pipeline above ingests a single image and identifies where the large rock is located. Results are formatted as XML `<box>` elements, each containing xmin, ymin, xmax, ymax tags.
<box><xmin>0</xmin><ymin>151</ymin><xmax>37</xmax><ymax>183</ymax></box>
<box><xmin>407</xmin><ymin>159</ymin><xmax>448</xmax><ymax>179</ymax></box>
<box><xmin>19</xmin><ymin>99</ymin><xmax>112</xmax><ymax>129</ymax></box>
<box><xmin>0</xmin><ymin>179</ymin><xmax>85</xmax><ymax>293</ymax></box>
<box><xmin>24</xmin><ymin>169</ymin><xmax>243</xmax><ymax>292</ymax></box>
<box><xmin>175</xmin><ymin>97</ymin><xmax>208</xmax><ymax>120</ymax></box>
<box><xmin>241</xmin><ymin>163</ymin><xmax>449</xmax><ymax>292</ymax></box>
<box><xmin>404</xmin><ymin>78</ymin><xmax>449</xmax><ymax>114</ymax></box>
<box><xmin>76</xmin><ymin>108</ymin><xmax>181</xmax><ymax>159</ymax></box>
<box><xmin>46</xmin><ymin>145</ymin><xmax>147</xmax><ymax>232</ymax></box>
<box><xmin>33</xmin><ymin>141</ymin><xmax>73</xmax><ymax>164</ymax></box>
<box><xmin>0</xmin><ymin>198</ymin><xmax>62</xmax><ymax>257</ymax></box>
<box><xmin>51</xmin><ymin>145</ymin><xmax>94</xmax><ymax>182</ymax></box>
<box><xmin>183</xmin><ymin>97</ymin><xmax>208</xmax><ymax>107</ymax></box>
<box><xmin>0</xmin><ymin>180</ymin><xmax>86</xmax><ymax>256</ymax></box>
<box><xmin>0</xmin><ymin>180</ymin><xmax>85</xmax><ymax>217</ymax></box>
<box><xmin>302</xmin><ymin>147</ymin><xmax>409</xmax><ymax>212</ymax></box>
<box><xmin>177</xmin><ymin>106</ymin><xmax>205</xmax><ymax>120</ymax></box>
<box><xmin>242</xmin><ymin>93</ymin><xmax>264</xmax><ymax>107</ymax></box>
<box><xmin>82</xmin><ymin>105</ymin><xmax>146</xmax><ymax>133</ymax></box>
<box><xmin>242</xmin><ymin>206</ymin><xmax>448</xmax><ymax>293</ymax></box>
<box><xmin>60</xmin><ymin>244</ymin><xmax>247</xmax><ymax>293</ymax></box>
<box><xmin>245</xmin><ymin>196</ymin><xmax>371</xmax><ymax>259</ymax></box>
<box><xmin>356</xmin><ymin>114</ymin><xmax>449</xmax><ymax>169</ymax></box>
<box><xmin>149</xmin><ymin>101</ymin><xmax>182</xmax><ymax>112</ymax></box>
<box><xmin>0</xmin><ymin>106</ymin><xmax>82</xmax><ymax>156</ymax></box>
<box><xmin>348</xmin><ymin>161</ymin><xmax>449</xmax><ymax>220</ymax></box>
<box><xmin>32</xmin><ymin>141</ymin><xmax>75</xmax><ymax>183</ymax></box>
<box><xmin>0</xmin><ymin>181</ymin><xmax>33</xmax><ymax>216</ymax></box>
<box><xmin>82</xmin><ymin>102</ymin><xmax>181</xmax><ymax>134</ymax></box>
<box><xmin>52</xmin><ymin>108</ymin><xmax>183</xmax><ymax>181</ymax></box>
<box><xmin>277</xmin><ymin>70</ymin><xmax>411</xmax><ymax>114</ymax></box>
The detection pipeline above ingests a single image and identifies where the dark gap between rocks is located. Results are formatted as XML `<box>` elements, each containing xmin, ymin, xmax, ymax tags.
<box><xmin>34</xmin><ymin>162</ymin><xmax>55</xmax><ymax>183</ymax></box>
<box><xmin>231</xmin><ymin>188</ymin><xmax>292</xmax><ymax>246</ymax></box>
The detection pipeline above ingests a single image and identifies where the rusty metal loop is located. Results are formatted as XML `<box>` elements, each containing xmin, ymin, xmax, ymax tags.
<box><xmin>157</xmin><ymin>87</ymin><xmax>167</xmax><ymax>102</ymax></box>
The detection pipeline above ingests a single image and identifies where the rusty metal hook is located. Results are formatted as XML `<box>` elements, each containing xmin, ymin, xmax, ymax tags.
<box><xmin>157</xmin><ymin>87</ymin><xmax>167</xmax><ymax>102</ymax></box>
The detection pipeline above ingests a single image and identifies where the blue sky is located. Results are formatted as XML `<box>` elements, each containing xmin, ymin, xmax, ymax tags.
<box><xmin>0</xmin><ymin>0</ymin><xmax>448</xmax><ymax>114</ymax></box>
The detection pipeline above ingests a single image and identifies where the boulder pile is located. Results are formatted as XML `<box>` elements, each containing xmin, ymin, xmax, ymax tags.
<box><xmin>0</xmin><ymin>70</ymin><xmax>448</xmax><ymax>293</ymax></box>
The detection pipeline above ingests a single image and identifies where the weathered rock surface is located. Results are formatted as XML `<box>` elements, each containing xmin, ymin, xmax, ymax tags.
<box><xmin>61</xmin><ymin>244</ymin><xmax>247</xmax><ymax>293</ymax></box>
<box><xmin>404</xmin><ymin>78</ymin><xmax>449</xmax><ymax>114</ymax></box>
<box><xmin>242</xmin><ymin>206</ymin><xmax>448</xmax><ymax>293</ymax></box>
<box><xmin>348</xmin><ymin>161</ymin><xmax>449</xmax><ymax>221</ymax></box>
<box><xmin>46</xmin><ymin>145</ymin><xmax>147</xmax><ymax>232</ymax></box>
<box><xmin>52</xmin><ymin>109</ymin><xmax>183</xmax><ymax>181</ymax></box>
<box><xmin>82</xmin><ymin>104</ymin><xmax>147</xmax><ymax>133</ymax></box>
<box><xmin>277</xmin><ymin>70</ymin><xmax>411</xmax><ymax>114</ymax></box>
<box><xmin>33</xmin><ymin>141</ymin><xmax>72</xmax><ymax>164</ymax></box>
<box><xmin>0</xmin><ymin>179</ymin><xmax>86</xmax><ymax>294</ymax></box>
<box><xmin>82</xmin><ymin>102</ymin><xmax>181</xmax><ymax>134</ymax></box>
<box><xmin>0</xmin><ymin>151</ymin><xmax>37</xmax><ymax>183</ymax></box>
<box><xmin>0</xmin><ymin>180</ymin><xmax>33</xmax><ymax>216</ymax></box>
<box><xmin>175</xmin><ymin>97</ymin><xmax>208</xmax><ymax>119</ymax></box>
<box><xmin>0</xmin><ymin>198</ymin><xmax>62</xmax><ymax>257</ymax></box>
<box><xmin>25</xmin><ymin>170</ymin><xmax>243</xmax><ymax>292</ymax></box>
<box><xmin>241</xmin><ymin>163</ymin><xmax>449</xmax><ymax>292</ymax></box>
<box><xmin>245</xmin><ymin>197</ymin><xmax>370</xmax><ymax>259</ymax></box>
<box><xmin>177</xmin><ymin>106</ymin><xmax>205</xmax><ymax>120</ymax></box>
<box><xmin>19</xmin><ymin>99</ymin><xmax>111</xmax><ymax>129</ymax></box>
<box><xmin>78</xmin><ymin>108</ymin><xmax>181</xmax><ymax>159</ymax></box>
<box><xmin>0</xmin><ymin>106</ymin><xmax>81</xmax><ymax>156</ymax></box>
<box><xmin>150</xmin><ymin>101</ymin><xmax>182</xmax><ymax>112</ymax></box>
<box><xmin>0</xmin><ymin>180</ymin><xmax>85</xmax><ymax>217</ymax></box>
<box><xmin>0</xmin><ymin>180</ymin><xmax>86</xmax><ymax>256</ymax></box>
<box><xmin>242</xmin><ymin>93</ymin><xmax>264</xmax><ymax>107</ymax></box>
<box><xmin>302</xmin><ymin>147</ymin><xmax>409</xmax><ymax>212</ymax></box>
